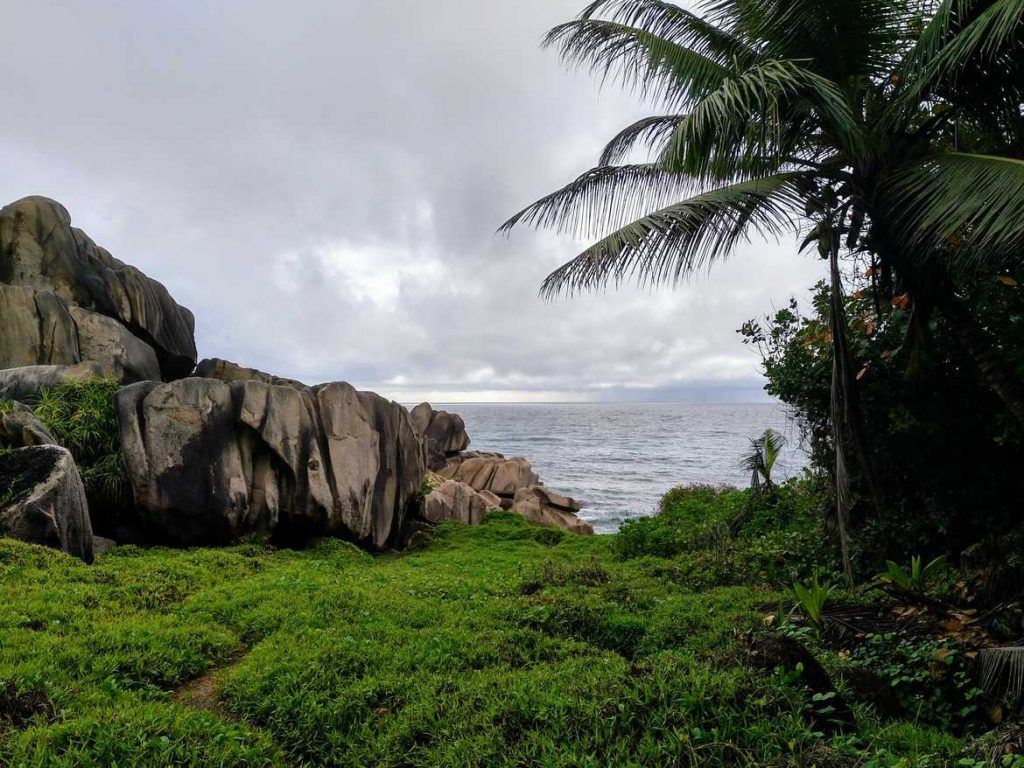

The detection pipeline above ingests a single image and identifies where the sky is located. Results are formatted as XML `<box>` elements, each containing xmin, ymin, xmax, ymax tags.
<box><xmin>0</xmin><ymin>1</ymin><xmax>824</xmax><ymax>403</ymax></box>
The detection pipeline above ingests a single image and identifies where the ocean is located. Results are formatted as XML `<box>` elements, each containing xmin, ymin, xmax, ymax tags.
<box><xmin>433</xmin><ymin>402</ymin><xmax>808</xmax><ymax>533</ymax></box>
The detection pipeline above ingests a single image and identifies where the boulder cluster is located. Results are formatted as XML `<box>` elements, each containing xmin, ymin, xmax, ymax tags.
<box><xmin>0</xmin><ymin>196</ymin><xmax>593</xmax><ymax>561</ymax></box>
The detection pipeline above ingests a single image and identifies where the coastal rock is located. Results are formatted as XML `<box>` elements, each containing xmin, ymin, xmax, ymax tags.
<box><xmin>477</xmin><ymin>489</ymin><xmax>503</xmax><ymax>510</ymax></box>
<box><xmin>411</xmin><ymin>403</ymin><xmax>471</xmax><ymax>470</ymax></box>
<box><xmin>0</xmin><ymin>411</ymin><xmax>58</xmax><ymax>448</ymax></box>
<box><xmin>69</xmin><ymin>306</ymin><xmax>161</xmax><ymax>383</ymax></box>
<box><xmin>423</xmin><ymin>480</ymin><xmax>488</xmax><ymax>525</ymax></box>
<box><xmin>194</xmin><ymin>358</ymin><xmax>306</xmax><ymax>389</ymax></box>
<box><xmin>115</xmin><ymin>377</ymin><xmax>425</xmax><ymax>549</ymax></box>
<box><xmin>0</xmin><ymin>445</ymin><xmax>94</xmax><ymax>562</ymax></box>
<box><xmin>512</xmin><ymin>485</ymin><xmax>594</xmax><ymax>535</ymax></box>
<box><xmin>0</xmin><ymin>196</ymin><xmax>197</xmax><ymax>379</ymax></box>
<box><xmin>440</xmin><ymin>452</ymin><xmax>539</xmax><ymax>502</ymax></box>
<box><xmin>0</xmin><ymin>361</ymin><xmax>115</xmax><ymax>401</ymax></box>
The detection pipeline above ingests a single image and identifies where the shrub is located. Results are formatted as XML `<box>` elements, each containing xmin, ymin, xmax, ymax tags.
<box><xmin>2</xmin><ymin>379</ymin><xmax>129</xmax><ymax>518</ymax></box>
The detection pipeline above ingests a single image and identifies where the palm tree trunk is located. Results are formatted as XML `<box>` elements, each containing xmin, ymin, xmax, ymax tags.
<box><xmin>827</xmin><ymin>225</ymin><xmax>885</xmax><ymax>585</ymax></box>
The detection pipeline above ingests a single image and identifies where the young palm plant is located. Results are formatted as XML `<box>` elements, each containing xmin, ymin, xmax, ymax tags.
<box><xmin>741</xmin><ymin>428</ymin><xmax>787</xmax><ymax>492</ymax></box>
<box><xmin>502</xmin><ymin>0</ymin><xmax>1024</xmax><ymax>581</ymax></box>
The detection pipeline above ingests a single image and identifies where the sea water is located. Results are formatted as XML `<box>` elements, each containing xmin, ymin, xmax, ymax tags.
<box><xmin>433</xmin><ymin>402</ymin><xmax>808</xmax><ymax>533</ymax></box>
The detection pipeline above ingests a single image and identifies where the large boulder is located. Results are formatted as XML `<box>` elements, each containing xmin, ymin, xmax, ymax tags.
<box><xmin>68</xmin><ymin>306</ymin><xmax>161</xmax><ymax>383</ymax></box>
<box><xmin>0</xmin><ymin>361</ymin><xmax>114</xmax><ymax>401</ymax></box>
<box><xmin>193</xmin><ymin>358</ymin><xmax>306</xmax><ymax>389</ymax></box>
<box><xmin>512</xmin><ymin>486</ymin><xmax>594</xmax><ymax>535</ymax></box>
<box><xmin>0</xmin><ymin>445</ymin><xmax>94</xmax><ymax>561</ymax></box>
<box><xmin>423</xmin><ymin>480</ymin><xmax>489</xmax><ymax>526</ymax></box>
<box><xmin>0</xmin><ymin>196</ymin><xmax>197</xmax><ymax>379</ymax></box>
<box><xmin>115</xmin><ymin>378</ymin><xmax>425</xmax><ymax>549</ymax></box>
<box><xmin>0</xmin><ymin>411</ymin><xmax>58</xmax><ymax>448</ymax></box>
<box><xmin>440</xmin><ymin>452</ymin><xmax>539</xmax><ymax>503</ymax></box>
<box><xmin>410</xmin><ymin>403</ymin><xmax>470</xmax><ymax>471</ymax></box>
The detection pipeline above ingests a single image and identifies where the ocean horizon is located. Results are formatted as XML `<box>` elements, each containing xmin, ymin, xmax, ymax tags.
<box><xmin>425</xmin><ymin>401</ymin><xmax>808</xmax><ymax>533</ymax></box>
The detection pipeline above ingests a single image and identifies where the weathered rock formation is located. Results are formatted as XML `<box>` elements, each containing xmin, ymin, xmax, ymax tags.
<box><xmin>115</xmin><ymin>378</ymin><xmax>425</xmax><ymax>550</ymax></box>
<box><xmin>436</xmin><ymin>450</ymin><xmax>593</xmax><ymax>534</ymax></box>
<box><xmin>440</xmin><ymin>452</ymin><xmax>540</xmax><ymax>505</ymax></box>
<box><xmin>193</xmin><ymin>358</ymin><xmax>306</xmax><ymax>390</ymax></box>
<box><xmin>0</xmin><ymin>361</ymin><xmax>114</xmax><ymax>401</ymax></box>
<box><xmin>0</xmin><ymin>410</ymin><xmax>58</xmax><ymax>448</ymax></box>
<box><xmin>513</xmin><ymin>486</ymin><xmax>594</xmax><ymax>535</ymax></box>
<box><xmin>0</xmin><ymin>445</ymin><xmax>94</xmax><ymax>562</ymax></box>
<box><xmin>411</xmin><ymin>403</ymin><xmax>471</xmax><ymax>470</ymax></box>
<box><xmin>68</xmin><ymin>306</ymin><xmax>161</xmax><ymax>383</ymax></box>
<box><xmin>0</xmin><ymin>196</ymin><xmax>196</xmax><ymax>383</ymax></box>
<box><xmin>423</xmin><ymin>480</ymin><xmax>491</xmax><ymax>526</ymax></box>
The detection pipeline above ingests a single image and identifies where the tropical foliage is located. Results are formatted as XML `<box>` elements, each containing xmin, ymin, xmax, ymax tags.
<box><xmin>503</xmin><ymin>0</ymin><xmax>1024</xmax><ymax>575</ymax></box>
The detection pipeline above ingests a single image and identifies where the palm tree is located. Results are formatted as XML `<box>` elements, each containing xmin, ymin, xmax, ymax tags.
<box><xmin>502</xmin><ymin>0</ymin><xmax>1024</xmax><ymax>580</ymax></box>
<box><xmin>742</xmin><ymin>428</ymin><xmax>787</xmax><ymax>492</ymax></box>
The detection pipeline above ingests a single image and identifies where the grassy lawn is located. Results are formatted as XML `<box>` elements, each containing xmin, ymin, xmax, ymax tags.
<box><xmin>0</xmin><ymin>492</ymin><xmax>964</xmax><ymax>767</ymax></box>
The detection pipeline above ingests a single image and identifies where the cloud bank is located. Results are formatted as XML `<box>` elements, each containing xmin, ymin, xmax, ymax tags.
<box><xmin>0</xmin><ymin>0</ymin><xmax>823</xmax><ymax>401</ymax></box>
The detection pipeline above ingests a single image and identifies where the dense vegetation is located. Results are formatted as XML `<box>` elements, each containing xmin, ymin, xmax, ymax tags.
<box><xmin>0</xmin><ymin>380</ymin><xmax>128</xmax><ymax>536</ymax></box>
<box><xmin>502</xmin><ymin>0</ymin><xmax>1024</xmax><ymax>578</ymax></box>
<box><xmin>3</xmin><ymin>486</ymin><xmax>1009</xmax><ymax>768</ymax></box>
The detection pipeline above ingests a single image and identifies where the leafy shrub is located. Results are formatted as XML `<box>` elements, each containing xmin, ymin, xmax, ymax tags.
<box><xmin>2</xmin><ymin>379</ymin><xmax>129</xmax><ymax>517</ymax></box>
<box><xmin>614</xmin><ymin>485</ymin><xmax>744</xmax><ymax>560</ymax></box>
<box><xmin>847</xmin><ymin>633</ymin><xmax>985</xmax><ymax>733</ymax></box>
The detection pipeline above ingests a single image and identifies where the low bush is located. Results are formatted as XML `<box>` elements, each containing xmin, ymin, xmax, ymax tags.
<box><xmin>0</xmin><ymin>379</ymin><xmax>129</xmax><ymax>520</ymax></box>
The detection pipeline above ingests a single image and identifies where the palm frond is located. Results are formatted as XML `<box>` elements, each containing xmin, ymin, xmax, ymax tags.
<box><xmin>539</xmin><ymin>172</ymin><xmax>806</xmax><ymax>297</ymax></box>
<box><xmin>928</xmin><ymin>0</ymin><xmax>1024</xmax><ymax>79</ymax></box>
<box><xmin>544</xmin><ymin>18</ymin><xmax>732</xmax><ymax>107</ymax></box>
<box><xmin>887</xmin><ymin>153</ymin><xmax>1024</xmax><ymax>262</ymax></box>
<box><xmin>499</xmin><ymin>164</ymin><xmax>701</xmax><ymax>239</ymax></box>
<box><xmin>979</xmin><ymin>647</ymin><xmax>1024</xmax><ymax>702</ymax></box>
<box><xmin>599</xmin><ymin>114</ymin><xmax>688</xmax><ymax>165</ymax></box>
<box><xmin>659</xmin><ymin>59</ymin><xmax>864</xmax><ymax>178</ymax></box>
<box><xmin>574</xmin><ymin>0</ymin><xmax>755</xmax><ymax>61</ymax></box>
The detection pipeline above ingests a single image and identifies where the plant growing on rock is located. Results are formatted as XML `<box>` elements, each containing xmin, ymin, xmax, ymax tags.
<box><xmin>19</xmin><ymin>379</ymin><xmax>129</xmax><ymax>513</ymax></box>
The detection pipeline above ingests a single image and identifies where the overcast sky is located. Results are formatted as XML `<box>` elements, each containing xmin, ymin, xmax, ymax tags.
<box><xmin>0</xmin><ymin>1</ymin><xmax>823</xmax><ymax>402</ymax></box>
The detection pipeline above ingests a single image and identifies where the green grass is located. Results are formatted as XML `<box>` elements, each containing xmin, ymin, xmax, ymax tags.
<box><xmin>0</xmin><ymin>492</ymin><xmax>964</xmax><ymax>767</ymax></box>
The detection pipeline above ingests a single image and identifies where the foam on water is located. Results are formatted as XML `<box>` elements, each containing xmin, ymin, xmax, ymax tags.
<box><xmin>431</xmin><ymin>402</ymin><xmax>808</xmax><ymax>533</ymax></box>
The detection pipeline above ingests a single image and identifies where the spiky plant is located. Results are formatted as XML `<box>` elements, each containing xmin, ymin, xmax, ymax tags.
<box><xmin>741</xmin><ymin>428</ymin><xmax>787</xmax><ymax>491</ymax></box>
<box><xmin>502</xmin><ymin>0</ymin><xmax>1024</xmax><ymax>581</ymax></box>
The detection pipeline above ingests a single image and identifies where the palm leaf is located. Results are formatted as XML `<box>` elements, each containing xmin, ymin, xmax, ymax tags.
<box><xmin>539</xmin><ymin>172</ymin><xmax>807</xmax><ymax>297</ymax></box>
<box><xmin>599</xmin><ymin>114</ymin><xmax>689</xmax><ymax>165</ymax></box>
<box><xmin>544</xmin><ymin>18</ymin><xmax>733</xmax><ymax>107</ymax></box>
<box><xmin>499</xmin><ymin>164</ymin><xmax>700</xmax><ymax>239</ymax></box>
<box><xmin>887</xmin><ymin>153</ymin><xmax>1024</xmax><ymax>262</ymax></box>
<box><xmin>979</xmin><ymin>646</ymin><xmax>1024</xmax><ymax>702</ymax></box>
<box><xmin>658</xmin><ymin>59</ymin><xmax>865</xmax><ymax>178</ymax></box>
<box><xmin>573</xmin><ymin>0</ymin><xmax>755</xmax><ymax>62</ymax></box>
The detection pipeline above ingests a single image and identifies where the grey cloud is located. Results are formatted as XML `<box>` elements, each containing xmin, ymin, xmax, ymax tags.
<box><xmin>0</xmin><ymin>0</ymin><xmax>824</xmax><ymax>401</ymax></box>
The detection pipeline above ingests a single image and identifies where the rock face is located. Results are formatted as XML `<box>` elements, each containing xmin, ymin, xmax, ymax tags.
<box><xmin>0</xmin><ymin>284</ymin><xmax>79</xmax><ymax>369</ymax></box>
<box><xmin>411</xmin><ymin>403</ymin><xmax>471</xmax><ymax>470</ymax></box>
<box><xmin>513</xmin><ymin>486</ymin><xmax>594</xmax><ymax>535</ymax></box>
<box><xmin>193</xmin><ymin>358</ymin><xmax>306</xmax><ymax>389</ymax></box>
<box><xmin>0</xmin><ymin>411</ymin><xmax>58</xmax><ymax>448</ymax></box>
<box><xmin>115</xmin><ymin>378</ymin><xmax>425</xmax><ymax>549</ymax></box>
<box><xmin>436</xmin><ymin>449</ymin><xmax>593</xmax><ymax>534</ymax></box>
<box><xmin>423</xmin><ymin>480</ymin><xmax>488</xmax><ymax>526</ymax></box>
<box><xmin>0</xmin><ymin>362</ymin><xmax>114</xmax><ymax>401</ymax></box>
<box><xmin>440</xmin><ymin>452</ymin><xmax>540</xmax><ymax>504</ymax></box>
<box><xmin>68</xmin><ymin>306</ymin><xmax>161</xmax><ymax>383</ymax></box>
<box><xmin>0</xmin><ymin>196</ymin><xmax>196</xmax><ymax>381</ymax></box>
<box><xmin>0</xmin><ymin>445</ymin><xmax>94</xmax><ymax>561</ymax></box>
